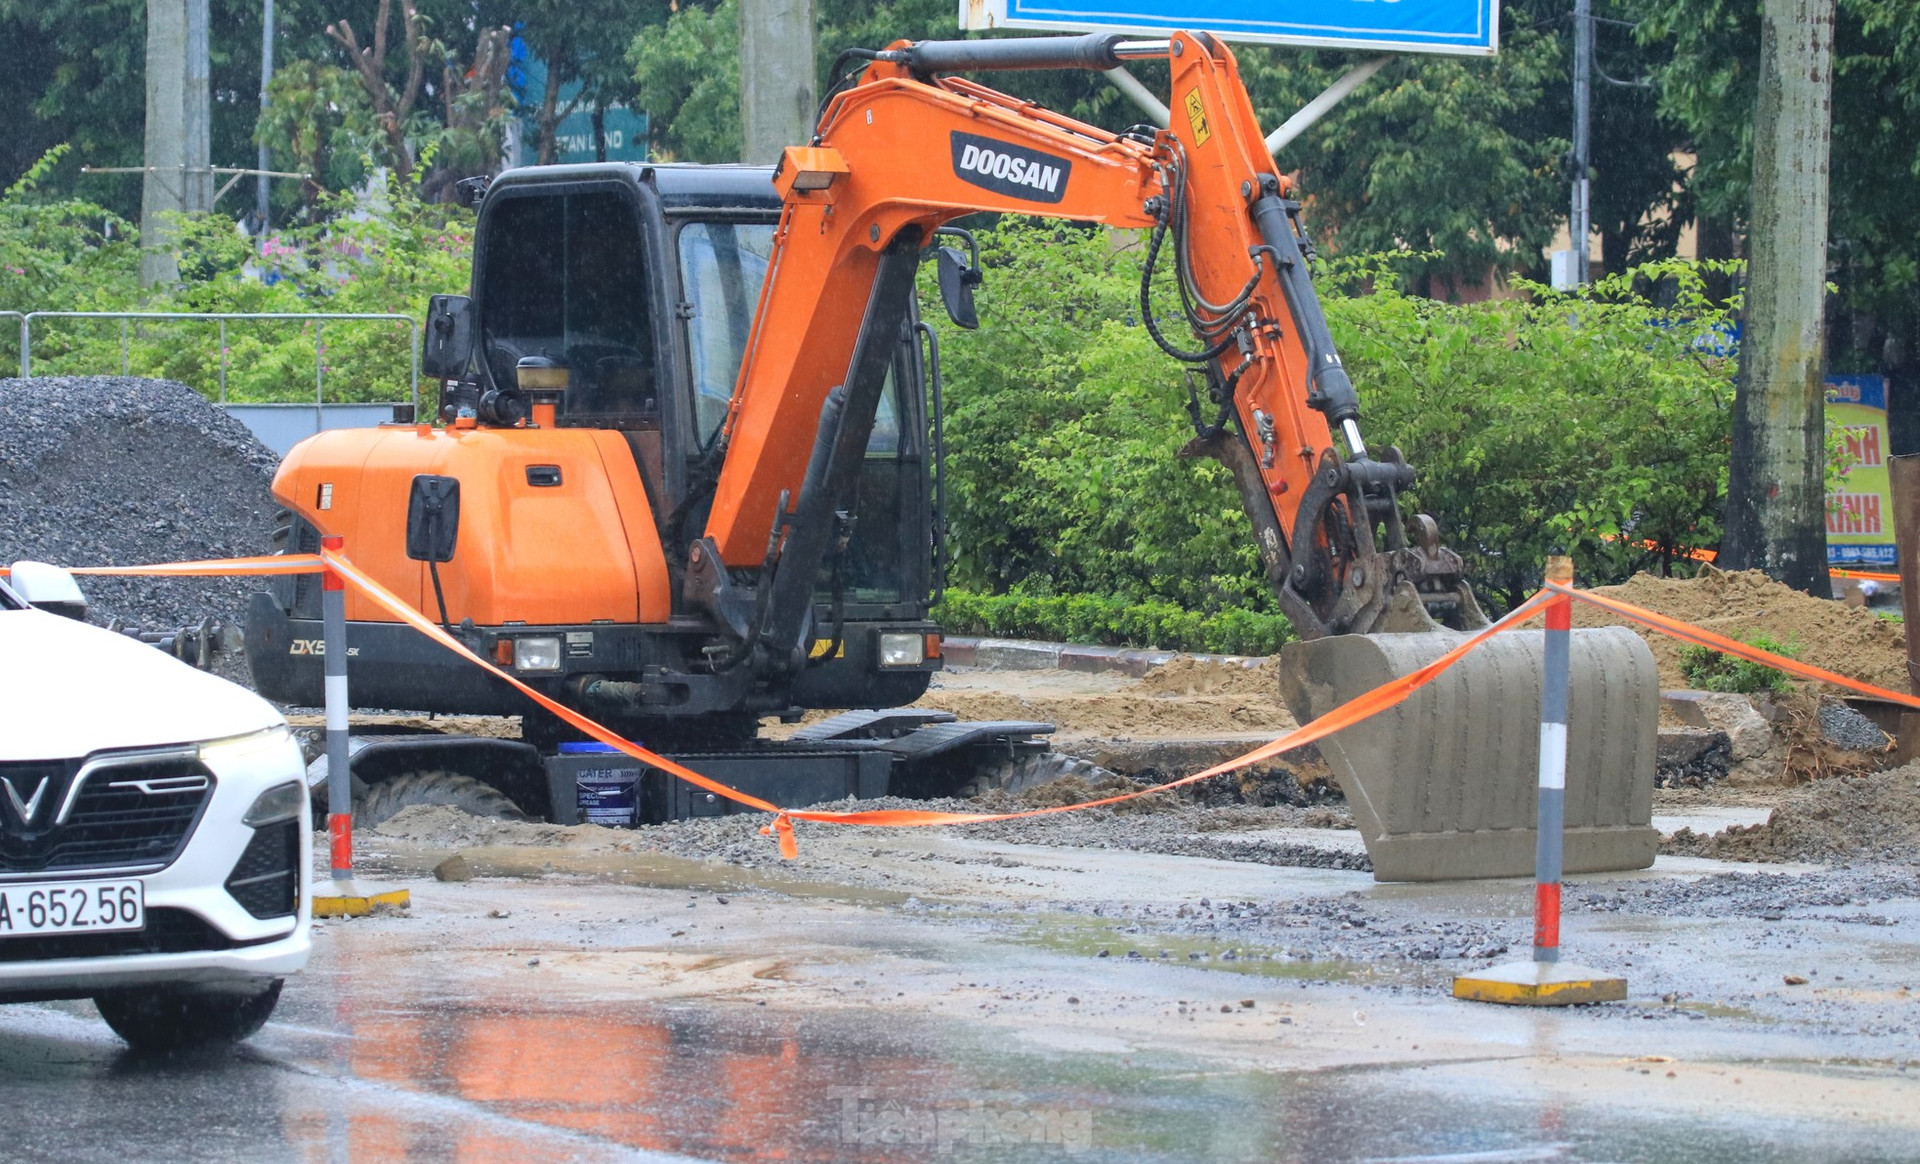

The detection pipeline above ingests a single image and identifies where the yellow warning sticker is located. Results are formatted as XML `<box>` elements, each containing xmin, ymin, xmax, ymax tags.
<box><xmin>1183</xmin><ymin>88</ymin><xmax>1211</xmax><ymax>146</ymax></box>
<box><xmin>809</xmin><ymin>639</ymin><xmax>845</xmax><ymax>660</ymax></box>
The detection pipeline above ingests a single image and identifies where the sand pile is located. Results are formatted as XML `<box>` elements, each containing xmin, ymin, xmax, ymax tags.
<box><xmin>1665</xmin><ymin>763</ymin><xmax>1920</xmax><ymax>863</ymax></box>
<box><xmin>1577</xmin><ymin>568</ymin><xmax>1908</xmax><ymax>692</ymax></box>
<box><xmin>912</xmin><ymin>666</ymin><xmax>1298</xmax><ymax>739</ymax></box>
<box><xmin>1132</xmin><ymin>655</ymin><xmax>1282</xmax><ymax>698</ymax></box>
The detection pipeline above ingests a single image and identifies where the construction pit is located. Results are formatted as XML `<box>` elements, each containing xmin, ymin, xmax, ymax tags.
<box><xmin>5</xmin><ymin>377</ymin><xmax>1918</xmax><ymax>1160</ymax></box>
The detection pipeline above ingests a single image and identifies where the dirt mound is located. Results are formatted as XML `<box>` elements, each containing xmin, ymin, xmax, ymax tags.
<box><xmin>1578</xmin><ymin>568</ymin><xmax>1907</xmax><ymax>692</ymax></box>
<box><xmin>913</xmin><ymin>668</ymin><xmax>1298</xmax><ymax>739</ymax></box>
<box><xmin>1664</xmin><ymin>763</ymin><xmax>1920</xmax><ymax>863</ymax></box>
<box><xmin>0</xmin><ymin>376</ymin><xmax>280</xmax><ymax>629</ymax></box>
<box><xmin>969</xmin><ymin>773</ymin><xmax>1177</xmax><ymax>814</ymax></box>
<box><xmin>369</xmin><ymin>803</ymin><xmax>621</xmax><ymax>849</ymax></box>
<box><xmin>1133</xmin><ymin>655</ymin><xmax>1281</xmax><ymax>698</ymax></box>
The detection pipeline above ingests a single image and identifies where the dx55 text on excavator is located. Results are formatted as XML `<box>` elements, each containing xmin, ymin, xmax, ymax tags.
<box><xmin>246</xmin><ymin>31</ymin><xmax>1660</xmax><ymax>880</ymax></box>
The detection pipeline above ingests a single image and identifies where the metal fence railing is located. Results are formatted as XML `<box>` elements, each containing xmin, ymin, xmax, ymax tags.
<box><xmin>8</xmin><ymin>311</ymin><xmax>421</xmax><ymax>413</ymax></box>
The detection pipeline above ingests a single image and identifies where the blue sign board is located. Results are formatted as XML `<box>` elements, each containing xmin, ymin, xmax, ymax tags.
<box><xmin>511</xmin><ymin>56</ymin><xmax>650</xmax><ymax>166</ymax></box>
<box><xmin>960</xmin><ymin>0</ymin><xmax>1498</xmax><ymax>55</ymax></box>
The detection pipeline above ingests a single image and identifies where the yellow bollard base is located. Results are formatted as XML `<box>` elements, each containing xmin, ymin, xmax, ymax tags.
<box><xmin>311</xmin><ymin>879</ymin><xmax>412</xmax><ymax>918</ymax></box>
<box><xmin>1452</xmin><ymin>960</ymin><xmax>1627</xmax><ymax>1006</ymax></box>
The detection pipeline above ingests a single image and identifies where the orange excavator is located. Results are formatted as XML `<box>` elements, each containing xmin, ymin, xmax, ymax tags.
<box><xmin>246</xmin><ymin>31</ymin><xmax>1659</xmax><ymax>879</ymax></box>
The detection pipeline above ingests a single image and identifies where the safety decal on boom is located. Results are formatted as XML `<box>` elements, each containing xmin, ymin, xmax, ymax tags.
<box><xmin>1183</xmin><ymin>89</ymin><xmax>1212</xmax><ymax>147</ymax></box>
<box><xmin>950</xmin><ymin>132</ymin><xmax>1071</xmax><ymax>204</ymax></box>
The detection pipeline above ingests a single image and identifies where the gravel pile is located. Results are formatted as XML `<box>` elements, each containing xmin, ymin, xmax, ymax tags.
<box><xmin>1819</xmin><ymin>702</ymin><xmax>1891</xmax><ymax>751</ymax></box>
<box><xmin>1568</xmin><ymin>867</ymin><xmax>1920</xmax><ymax>919</ymax></box>
<box><xmin>0</xmin><ymin>376</ymin><xmax>280</xmax><ymax>630</ymax></box>
<box><xmin>1665</xmin><ymin>763</ymin><xmax>1920</xmax><ymax>864</ymax></box>
<box><xmin>1041</xmin><ymin>893</ymin><xmax>1513</xmax><ymax>966</ymax></box>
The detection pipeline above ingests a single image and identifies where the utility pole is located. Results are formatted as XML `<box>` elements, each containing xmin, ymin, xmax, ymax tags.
<box><xmin>257</xmin><ymin>0</ymin><xmax>275</xmax><ymax>233</ymax></box>
<box><xmin>141</xmin><ymin>0</ymin><xmax>211</xmax><ymax>285</ymax></box>
<box><xmin>1719</xmin><ymin>0</ymin><xmax>1836</xmax><ymax>595</ymax></box>
<box><xmin>739</xmin><ymin>0</ymin><xmax>816</xmax><ymax>165</ymax></box>
<box><xmin>1569</xmin><ymin>0</ymin><xmax>1593</xmax><ymax>287</ymax></box>
<box><xmin>142</xmin><ymin>0</ymin><xmax>187</xmax><ymax>286</ymax></box>
<box><xmin>184</xmin><ymin>0</ymin><xmax>212</xmax><ymax>212</ymax></box>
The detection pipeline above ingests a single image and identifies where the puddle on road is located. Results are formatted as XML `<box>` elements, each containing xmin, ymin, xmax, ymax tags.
<box><xmin>270</xmin><ymin>988</ymin><xmax>1914</xmax><ymax>1163</ymax></box>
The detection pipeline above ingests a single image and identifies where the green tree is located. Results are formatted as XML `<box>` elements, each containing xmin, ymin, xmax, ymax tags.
<box><xmin>629</xmin><ymin>0</ymin><xmax>742</xmax><ymax>162</ymax></box>
<box><xmin>1636</xmin><ymin>0</ymin><xmax>1920</xmax><ymax>415</ymax></box>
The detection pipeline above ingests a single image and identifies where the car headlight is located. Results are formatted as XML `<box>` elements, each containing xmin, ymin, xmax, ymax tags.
<box><xmin>514</xmin><ymin>636</ymin><xmax>563</xmax><ymax>672</ymax></box>
<box><xmin>199</xmin><ymin>724</ymin><xmax>296</xmax><ymax>772</ymax></box>
<box><xmin>877</xmin><ymin>632</ymin><xmax>926</xmax><ymax>667</ymax></box>
<box><xmin>243</xmin><ymin>781</ymin><xmax>306</xmax><ymax>826</ymax></box>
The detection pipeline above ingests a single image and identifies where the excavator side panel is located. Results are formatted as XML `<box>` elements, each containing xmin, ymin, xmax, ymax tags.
<box><xmin>273</xmin><ymin>426</ymin><xmax>672</xmax><ymax>626</ymax></box>
<box><xmin>1278</xmin><ymin>627</ymin><xmax>1660</xmax><ymax>881</ymax></box>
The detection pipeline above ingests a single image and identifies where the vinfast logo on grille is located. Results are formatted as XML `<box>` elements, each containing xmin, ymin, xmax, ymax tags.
<box><xmin>950</xmin><ymin>132</ymin><xmax>1070</xmax><ymax>204</ymax></box>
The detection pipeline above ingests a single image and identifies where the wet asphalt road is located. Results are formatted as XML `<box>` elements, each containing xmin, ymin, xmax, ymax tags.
<box><xmin>3</xmin><ymin>862</ymin><xmax>1918</xmax><ymax>1163</ymax></box>
<box><xmin>3</xmin><ymin>983</ymin><xmax>1915</xmax><ymax>1163</ymax></box>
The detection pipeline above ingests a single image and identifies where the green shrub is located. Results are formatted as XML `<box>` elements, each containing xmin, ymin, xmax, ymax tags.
<box><xmin>932</xmin><ymin>589</ymin><xmax>1294</xmax><ymax>655</ymax></box>
<box><xmin>1</xmin><ymin>159</ymin><xmax>468</xmax><ymax>405</ymax></box>
<box><xmin>1679</xmin><ymin>632</ymin><xmax>1798</xmax><ymax>694</ymax></box>
<box><xmin>926</xmin><ymin>224</ymin><xmax>1738</xmax><ymax>618</ymax></box>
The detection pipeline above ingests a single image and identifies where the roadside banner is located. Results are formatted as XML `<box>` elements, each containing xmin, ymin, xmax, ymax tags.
<box><xmin>1826</xmin><ymin>373</ymin><xmax>1897</xmax><ymax>569</ymax></box>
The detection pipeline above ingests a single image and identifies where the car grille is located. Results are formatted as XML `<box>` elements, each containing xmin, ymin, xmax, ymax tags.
<box><xmin>0</xmin><ymin>755</ymin><xmax>214</xmax><ymax>874</ymax></box>
<box><xmin>225</xmin><ymin>820</ymin><xmax>300</xmax><ymax>919</ymax></box>
<box><xmin>0</xmin><ymin>907</ymin><xmax>234</xmax><ymax>962</ymax></box>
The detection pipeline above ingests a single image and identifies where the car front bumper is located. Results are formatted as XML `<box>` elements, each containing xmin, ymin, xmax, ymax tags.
<box><xmin>0</xmin><ymin>734</ymin><xmax>313</xmax><ymax>1003</ymax></box>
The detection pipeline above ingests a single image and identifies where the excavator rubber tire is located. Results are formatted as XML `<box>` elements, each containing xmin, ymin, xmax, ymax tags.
<box><xmin>1277</xmin><ymin>626</ymin><xmax>1660</xmax><ymax>882</ymax></box>
<box><xmin>353</xmin><ymin>770</ymin><xmax>530</xmax><ymax>830</ymax></box>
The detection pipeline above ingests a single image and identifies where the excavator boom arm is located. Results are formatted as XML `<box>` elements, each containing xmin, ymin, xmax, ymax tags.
<box><xmin>700</xmin><ymin>30</ymin><xmax>1439</xmax><ymax>657</ymax></box>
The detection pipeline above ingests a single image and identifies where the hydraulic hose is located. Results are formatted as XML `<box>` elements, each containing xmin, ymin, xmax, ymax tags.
<box><xmin>905</xmin><ymin>33</ymin><xmax>1126</xmax><ymax>75</ymax></box>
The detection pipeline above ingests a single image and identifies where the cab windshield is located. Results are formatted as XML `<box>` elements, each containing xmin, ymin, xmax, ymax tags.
<box><xmin>478</xmin><ymin>188</ymin><xmax>655</xmax><ymax>424</ymax></box>
<box><xmin>675</xmin><ymin>219</ymin><xmax>912</xmax><ymax>605</ymax></box>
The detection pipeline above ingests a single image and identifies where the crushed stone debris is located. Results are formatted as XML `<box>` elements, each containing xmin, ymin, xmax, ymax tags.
<box><xmin>1819</xmin><ymin>702</ymin><xmax>1891</xmax><ymax>752</ymax></box>
<box><xmin>360</xmin><ymin>783</ymin><xmax>1364</xmax><ymax>874</ymax></box>
<box><xmin>0</xmin><ymin>376</ymin><xmax>279</xmax><ymax>632</ymax></box>
<box><xmin>1663</xmin><ymin>764</ymin><xmax>1920</xmax><ymax>864</ymax></box>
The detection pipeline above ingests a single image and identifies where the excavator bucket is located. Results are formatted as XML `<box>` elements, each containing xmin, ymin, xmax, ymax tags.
<box><xmin>1277</xmin><ymin>627</ymin><xmax>1660</xmax><ymax>882</ymax></box>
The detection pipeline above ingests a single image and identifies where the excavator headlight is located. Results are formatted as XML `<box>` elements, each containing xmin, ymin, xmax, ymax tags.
<box><xmin>877</xmin><ymin>632</ymin><xmax>926</xmax><ymax>668</ymax></box>
<box><xmin>774</xmin><ymin>147</ymin><xmax>849</xmax><ymax>197</ymax></box>
<box><xmin>513</xmin><ymin>636</ymin><xmax>563</xmax><ymax>672</ymax></box>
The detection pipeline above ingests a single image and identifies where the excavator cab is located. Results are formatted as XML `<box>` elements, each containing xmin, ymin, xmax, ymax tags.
<box><xmin>250</xmin><ymin>164</ymin><xmax>953</xmax><ymax>743</ymax></box>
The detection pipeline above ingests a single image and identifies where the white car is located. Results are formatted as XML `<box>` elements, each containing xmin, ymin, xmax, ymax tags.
<box><xmin>0</xmin><ymin>562</ymin><xmax>310</xmax><ymax>1051</ymax></box>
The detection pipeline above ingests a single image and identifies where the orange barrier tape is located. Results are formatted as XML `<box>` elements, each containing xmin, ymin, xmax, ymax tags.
<box><xmin>776</xmin><ymin>592</ymin><xmax>1553</xmax><ymax>831</ymax></box>
<box><xmin>1614</xmin><ymin>539</ymin><xmax>1899</xmax><ymax>583</ymax></box>
<box><xmin>322</xmin><ymin>550</ymin><xmax>791</xmax><ymax>816</ymax></box>
<box><xmin>1552</xmin><ymin>583</ymin><xmax>1920</xmax><ymax>709</ymax></box>
<box><xmin>326</xmin><ymin>546</ymin><xmax>1552</xmax><ymax>854</ymax></box>
<box><xmin>0</xmin><ymin>554</ymin><xmax>326</xmax><ymax>578</ymax></box>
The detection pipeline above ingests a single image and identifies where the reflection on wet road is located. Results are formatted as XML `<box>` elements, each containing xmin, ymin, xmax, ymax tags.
<box><xmin>5</xmin><ymin>872</ymin><xmax>1917</xmax><ymax>1164</ymax></box>
<box><xmin>5</xmin><ymin>983</ymin><xmax>1914</xmax><ymax>1163</ymax></box>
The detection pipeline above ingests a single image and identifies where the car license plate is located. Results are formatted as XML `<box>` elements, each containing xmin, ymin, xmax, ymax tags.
<box><xmin>0</xmin><ymin>879</ymin><xmax>144</xmax><ymax>937</ymax></box>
